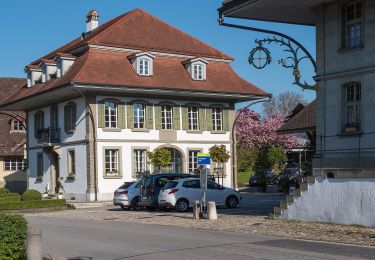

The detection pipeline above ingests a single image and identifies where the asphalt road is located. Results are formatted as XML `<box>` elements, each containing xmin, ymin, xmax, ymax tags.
<box><xmin>27</xmin><ymin>216</ymin><xmax>375</xmax><ymax>260</ymax></box>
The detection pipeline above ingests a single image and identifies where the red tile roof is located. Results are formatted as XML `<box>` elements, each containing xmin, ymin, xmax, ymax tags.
<box><xmin>1</xmin><ymin>9</ymin><xmax>268</xmax><ymax>107</ymax></box>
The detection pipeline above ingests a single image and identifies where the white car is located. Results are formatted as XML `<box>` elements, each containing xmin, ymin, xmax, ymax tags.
<box><xmin>158</xmin><ymin>178</ymin><xmax>241</xmax><ymax>212</ymax></box>
<box><xmin>113</xmin><ymin>180</ymin><xmax>142</xmax><ymax>210</ymax></box>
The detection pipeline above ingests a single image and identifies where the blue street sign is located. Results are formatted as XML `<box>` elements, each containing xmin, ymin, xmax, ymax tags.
<box><xmin>197</xmin><ymin>153</ymin><xmax>211</xmax><ymax>165</ymax></box>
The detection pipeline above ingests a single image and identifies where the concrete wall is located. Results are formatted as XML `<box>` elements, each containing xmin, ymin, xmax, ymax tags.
<box><xmin>282</xmin><ymin>177</ymin><xmax>375</xmax><ymax>227</ymax></box>
<box><xmin>314</xmin><ymin>1</ymin><xmax>375</xmax><ymax>175</ymax></box>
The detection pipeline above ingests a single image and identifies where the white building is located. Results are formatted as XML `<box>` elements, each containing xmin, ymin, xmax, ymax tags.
<box><xmin>1</xmin><ymin>9</ymin><xmax>268</xmax><ymax>201</ymax></box>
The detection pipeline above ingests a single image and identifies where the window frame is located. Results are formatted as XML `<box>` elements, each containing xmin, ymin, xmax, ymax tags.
<box><xmin>104</xmin><ymin>101</ymin><xmax>118</xmax><ymax>128</ymax></box>
<box><xmin>161</xmin><ymin>104</ymin><xmax>173</xmax><ymax>130</ymax></box>
<box><xmin>138</xmin><ymin>58</ymin><xmax>151</xmax><ymax>76</ymax></box>
<box><xmin>103</xmin><ymin>147</ymin><xmax>122</xmax><ymax>178</ymax></box>
<box><xmin>192</xmin><ymin>64</ymin><xmax>204</xmax><ymax>80</ymax></box>
<box><xmin>4</xmin><ymin>158</ymin><xmax>27</xmax><ymax>171</ymax></box>
<box><xmin>67</xmin><ymin>149</ymin><xmax>76</xmax><ymax>177</ymax></box>
<box><xmin>188</xmin><ymin>149</ymin><xmax>201</xmax><ymax>174</ymax></box>
<box><xmin>342</xmin><ymin>1</ymin><xmax>364</xmax><ymax>50</ymax></box>
<box><xmin>11</xmin><ymin>119</ymin><xmax>25</xmax><ymax>132</ymax></box>
<box><xmin>37</xmin><ymin>153</ymin><xmax>43</xmax><ymax>180</ymax></box>
<box><xmin>133</xmin><ymin>149</ymin><xmax>148</xmax><ymax>178</ymax></box>
<box><xmin>212</xmin><ymin>107</ymin><xmax>223</xmax><ymax>131</ymax></box>
<box><xmin>65</xmin><ymin>102</ymin><xmax>77</xmax><ymax>133</ymax></box>
<box><xmin>34</xmin><ymin>111</ymin><xmax>44</xmax><ymax>138</ymax></box>
<box><xmin>188</xmin><ymin>106</ymin><xmax>199</xmax><ymax>130</ymax></box>
<box><xmin>343</xmin><ymin>82</ymin><xmax>362</xmax><ymax>132</ymax></box>
<box><xmin>133</xmin><ymin>103</ymin><xmax>146</xmax><ymax>129</ymax></box>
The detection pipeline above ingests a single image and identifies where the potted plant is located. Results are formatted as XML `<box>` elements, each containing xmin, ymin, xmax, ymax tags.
<box><xmin>67</xmin><ymin>172</ymin><xmax>76</xmax><ymax>180</ymax></box>
<box><xmin>345</xmin><ymin>122</ymin><xmax>359</xmax><ymax>133</ymax></box>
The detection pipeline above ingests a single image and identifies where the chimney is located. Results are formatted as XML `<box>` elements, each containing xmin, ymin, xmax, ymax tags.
<box><xmin>86</xmin><ymin>9</ymin><xmax>99</xmax><ymax>32</ymax></box>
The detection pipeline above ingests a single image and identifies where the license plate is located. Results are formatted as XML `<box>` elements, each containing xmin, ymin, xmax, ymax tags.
<box><xmin>142</xmin><ymin>197</ymin><xmax>147</xmax><ymax>200</ymax></box>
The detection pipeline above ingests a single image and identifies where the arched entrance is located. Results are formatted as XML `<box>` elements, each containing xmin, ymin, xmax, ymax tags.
<box><xmin>160</xmin><ymin>148</ymin><xmax>183</xmax><ymax>173</ymax></box>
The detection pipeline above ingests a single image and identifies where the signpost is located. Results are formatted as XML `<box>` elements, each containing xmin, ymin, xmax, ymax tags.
<box><xmin>197</xmin><ymin>153</ymin><xmax>210</xmax><ymax>215</ymax></box>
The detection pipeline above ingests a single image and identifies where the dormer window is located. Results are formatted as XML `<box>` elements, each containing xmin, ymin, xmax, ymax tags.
<box><xmin>128</xmin><ymin>52</ymin><xmax>155</xmax><ymax>77</ymax></box>
<box><xmin>11</xmin><ymin>119</ymin><xmax>25</xmax><ymax>132</ymax></box>
<box><xmin>183</xmin><ymin>58</ymin><xmax>208</xmax><ymax>81</ymax></box>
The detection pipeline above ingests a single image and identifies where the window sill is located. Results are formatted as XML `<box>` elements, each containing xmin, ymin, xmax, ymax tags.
<box><xmin>338</xmin><ymin>45</ymin><xmax>364</xmax><ymax>54</ymax></box>
<box><xmin>132</xmin><ymin>128</ymin><xmax>150</xmax><ymax>132</ymax></box>
<box><xmin>65</xmin><ymin>130</ymin><xmax>75</xmax><ymax>135</ymax></box>
<box><xmin>186</xmin><ymin>130</ymin><xmax>203</xmax><ymax>134</ymax></box>
<box><xmin>338</xmin><ymin>131</ymin><xmax>362</xmax><ymax>137</ymax></box>
<box><xmin>102</xmin><ymin>128</ymin><xmax>122</xmax><ymax>132</ymax></box>
<box><xmin>103</xmin><ymin>175</ymin><xmax>122</xmax><ymax>179</ymax></box>
<box><xmin>210</xmin><ymin>131</ymin><xmax>227</xmax><ymax>134</ymax></box>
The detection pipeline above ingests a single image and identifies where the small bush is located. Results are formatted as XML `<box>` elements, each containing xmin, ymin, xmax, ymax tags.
<box><xmin>0</xmin><ymin>199</ymin><xmax>66</xmax><ymax>211</ymax></box>
<box><xmin>0</xmin><ymin>196</ymin><xmax>21</xmax><ymax>203</ymax></box>
<box><xmin>0</xmin><ymin>214</ymin><xmax>27</xmax><ymax>260</ymax></box>
<box><xmin>0</xmin><ymin>188</ymin><xmax>9</xmax><ymax>195</ymax></box>
<box><xmin>0</xmin><ymin>193</ymin><xmax>20</xmax><ymax>199</ymax></box>
<box><xmin>21</xmin><ymin>189</ymin><xmax>42</xmax><ymax>201</ymax></box>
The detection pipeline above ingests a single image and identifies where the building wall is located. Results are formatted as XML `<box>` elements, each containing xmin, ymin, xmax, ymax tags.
<box><xmin>282</xmin><ymin>177</ymin><xmax>375</xmax><ymax>227</ymax></box>
<box><xmin>0</xmin><ymin>157</ymin><xmax>27</xmax><ymax>193</ymax></box>
<box><xmin>314</xmin><ymin>1</ymin><xmax>375</xmax><ymax>176</ymax></box>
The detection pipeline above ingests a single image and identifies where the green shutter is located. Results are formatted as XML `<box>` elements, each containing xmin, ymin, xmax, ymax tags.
<box><xmin>155</xmin><ymin>105</ymin><xmax>161</xmax><ymax>129</ymax></box>
<box><xmin>206</xmin><ymin>108</ymin><xmax>212</xmax><ymax>131</ymax></box>
<box><xmin>199</xmin><ymin>107</ymin><xmax>206</xmax><ymax>131</ymax></box>
<box><xmin>182</xmin><ymin>106</ymin><xmax>188</xmax><ymax>130</ymax></box>
<box><xmin>223</xmin><ymin>108</ymin><xmax>230</xmax><ymax>132</ymax></box>
<box><xmin>173</xmin><ymin>106</ymin><xmax>180</xmax><ymax>130</ymax></box>
<box><xmin>98</xmin><ymin>102</ymin><xmax>105</xmax><ymax>128</ymax></box>
<box><xmin>34</xmin><ymin>114</ymin><xmax>38</xmax><ymax>138</ymax></box>
<box><xmin>64</xmin><ymin>105</ymin><xmax>69</xmax><ymax>132</ymax></box>
<box><xmin>72</xmin><ymin>103</ymin><xmax>77</xmax><ymax>130</ymax></box>
<box><xmin>146</xmin><ymin>105</ymin><xmax>153</xmax><ymax>129</ymax></box>
<box><xmin>118</xmin><ymin>102</ymin><xmax>125</xmax><ymax>129</ymax></box>
<box><xmin>127</xmin><ymin>103</ymin><xmax>133</xmax><ymax>129</ymax></box>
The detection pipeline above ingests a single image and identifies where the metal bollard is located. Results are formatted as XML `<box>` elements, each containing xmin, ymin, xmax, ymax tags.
<box><xmin>207</xmin><ymin>201</ymin><xmax>217</xmax><ymax>220</ymax></box>
<box><xmin>193</xmin><ymin>201</ymin><xmax>201</xmax><ymax>219</ymax></box>
<box><xmin>27</xmin><ymin>225</ymin><xmax>42</xmax><ymax>260</ymax></box>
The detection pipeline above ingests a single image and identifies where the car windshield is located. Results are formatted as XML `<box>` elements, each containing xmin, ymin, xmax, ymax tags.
<box><xmin>118</xmin><ymin>182</ymin><xmax>134</xmax><ymax>189</ymax></box>
<box><xmin>163</xmin><ymin>181</ymin><xmax>178</xmax><ymax>190</ymax></box>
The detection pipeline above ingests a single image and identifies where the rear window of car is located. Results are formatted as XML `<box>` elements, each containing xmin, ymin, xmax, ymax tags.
<box><xmin>118</xmin><ymin>182</ymin><xmax>134</xmax><ymax>189</ymax></box>
<box><xmin>163</xmin><ymin>181</ymin><xmax>178</xmax><ymax>190</ymax></box>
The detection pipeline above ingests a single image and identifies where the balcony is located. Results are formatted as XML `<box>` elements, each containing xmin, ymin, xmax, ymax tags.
<box><xmin>37</xmin><ymin>128</ymin><xmax>61</xmax><ymax>145</ymax></box>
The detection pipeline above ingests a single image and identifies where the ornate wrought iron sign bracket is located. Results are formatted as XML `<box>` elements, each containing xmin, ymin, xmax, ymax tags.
<box><xmin>218</xmin><ymin>12</ymin><xmax>318</xmax><ymax>91</ymax></box>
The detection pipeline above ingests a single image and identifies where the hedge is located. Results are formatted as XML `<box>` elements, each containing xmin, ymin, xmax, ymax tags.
<box><xmin>21</xmin><ymin>189</ymin><xmax>42</xmax><ymax>201</ymax></box>
<box><xmin>0</xmin><ymin>214</ymin><xmax>27</xmax><ymax>260</ymax></box>
<box><xmin>0</xmin><ymin>196</ymin><xmax>21</xmax><ymax>203</ymax></box>
<box><xmin>0</xmin><ymin>199</ymin><xmax>66</xmax><ymax>211</ymax></box>
<box><xmin>0</xmin><ymin>193</ymin><xmax>20</xmax><ymax>199</ymax></box>
<box><xmin>0</xmin><ymin>188</ymin><xmax>9</xmax><ymax>195</ymax></box>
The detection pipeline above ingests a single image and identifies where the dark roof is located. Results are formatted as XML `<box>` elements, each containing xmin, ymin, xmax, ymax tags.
<box><xmin>277</xmin><ymin>100</ymin><xmax>316</xmax><ymax>134</ymax></box>
<box><xmin>0</xmin><ymin>78</ymin><xmax>26</xmax><ymax>157</ymax></box>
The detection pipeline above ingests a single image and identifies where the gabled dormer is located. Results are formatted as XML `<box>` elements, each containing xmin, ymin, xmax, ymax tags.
<box><xmin>128</xmin><ymin>52</ymin><xmax>155</xmax><ymax>76</ymax></box>
<box><xmin>39</xmin><ymin>59</ymin><xmax>57</xmax><ymax>83</ymax></box>
<box><xmin>25</xmin><ymin>65</ymin><xmax>42</xmax><ymax>88</ymax></box>
<box><xmin>54</xmin><ymin>53</ymin><xmax>76</xmax><ymax>78</ymax></box>
<box><xmin>183</xmin><ymin>58</ymin><xmax>209</xmax><ymax>81</ymax></box>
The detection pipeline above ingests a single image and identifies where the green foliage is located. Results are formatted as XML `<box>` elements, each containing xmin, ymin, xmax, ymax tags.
<box><xmin>0</xmin><ymin>214</ymin><xmax>27</xmax><ymax>260</ymax></box>
<box><xmin>0</xmin><ymin>196</ymin><xmax>21</xmax><ymax>203</ymax></box>
<box><xmin>255</xmin><ymin>146</ymin><xmax>287</xmax><ymax>174</ymax></box>
<box><xmin>0</xmin><ymin>188</ymin><xmax>10</xmax><ymax>195</ymax></box>
<box><xmin>21</xmin><ymin>189</ymin><xmax>42</xmax><ymax>201</ymax></box>
<box><xmin>0</xmin><ymin>199</ymin><xmax>66</xmax><ymax>211</ymax></box>
<box><xmin>237</xmin><ymin>146</ymin><xmax>258</xmax><ymax>172</ymax></box>
<box><xmin>0</xmin><ymin>193</ymin><xmax>20</xmax><ymax>199</ymax></box>
<box><xmin>237</xmin><ymin>171</ymin><xmax>252</xmax><ymax>187</ymax></box>
<box><xmin>209</xmin><ymin>145</ymin><xmax>230</xmax><ymax>163</ymax></box>
<box><xmin>147</xmin><ymin>148</ymin><xmax>172</xmax><ymax>173</ymax></box>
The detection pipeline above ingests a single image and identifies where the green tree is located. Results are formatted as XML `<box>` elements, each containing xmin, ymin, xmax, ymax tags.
<box><xmin>255</xmin><ymin>145</ymin><xmax>287</xmax><ymax>174</ymax></box>
<box><xmin>237</xmin><ymin>146</ymin><xmax>258</xmax><ymax>172</ymax></box>
<box><xmin>209</xmin><ymin>145</ymin><xmax>230</xmax><ymax>177</ymax></box>
<box><xmin>147</xmin><ymin>148</ymin><xmax>172</xmax><ymax>173</ymax></box>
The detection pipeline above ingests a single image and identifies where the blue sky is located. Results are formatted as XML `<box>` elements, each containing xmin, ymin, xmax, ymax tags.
<box><xmin>0</xmin><ymin>0</ymin><xmax>316</xmax><ymax>113</ymax></box>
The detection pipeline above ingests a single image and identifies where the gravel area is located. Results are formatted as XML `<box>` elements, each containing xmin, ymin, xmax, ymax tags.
<box><xmin>26</xmin><ymin>206</ymin><xmax>375</xmax><ymax>247</ymax></box>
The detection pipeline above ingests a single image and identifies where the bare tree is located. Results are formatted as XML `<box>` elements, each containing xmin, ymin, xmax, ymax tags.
<box><xmin>263</xmin><ymin>91</ymin><xmax>305</xmax><ymax>117</ymax></box>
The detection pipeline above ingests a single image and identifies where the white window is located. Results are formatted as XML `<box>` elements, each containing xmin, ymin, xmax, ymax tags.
<box><xmin>134</xmin><ymin>149</ymin><xmax>147</xmax><ymax>178</ymax></box>
<box><xmin>105</xmin><ymin>101</ymin><xmax>118</xmax><ymax>128</ymax></box>
<box><xmin>192</xmin><ymin>64</ymin><xmax>203</xmax><ymax>80</ymax></box>
<box><xmin>188</xmin><ymin>150</ymin><xmax>200</xmax><ymax>174</ymax></box>
<box><xmin>134</xmin><ymin>103</ymin><xmax>145</xmax><ymax>128</ymax></box>
<box><xmin>139</xmin><ymin>59</ymin><xmax>150</xmax><ymax>76</ymax></box>
<box><xmin>161</xmin><ymin>105</ymin><xmax>173</xmax><ymax>130</ymax></box>
<box><xmin>4</xmin><ymin>158</ymin><xmax>27</xmax><ymax>171</ymax></box>
<box><xmin>68</xmin><ymin>150</ymin><xmax>75</xmax><ymax>176</ymax></box>
<box><xmin>188</xmin><ymin>106</ymin><xmax>199</xmax><ymax>130</ymax></box>
<box><xmin>212</xmin><ymin>107</ymin><xmax>223</xmax><ymax>131</ymax></box>
<box><xmin>344</xmin><ymin>82</ymin><xmax>361</xmax><ymax>130</ymax></box>
<box><xmin>344</xmin><ymin>2</ymin><xmax>363</xmax><ymax>49</ymax></box>
<box><xmin>11</xmin><ymin>120</ymin><xmax>25</xmax><ymax>132</ymax></box>
<box><xmin>105</xmin><ymin>149</ymin><xmax>120</xmax><ymax>176</ymax></box>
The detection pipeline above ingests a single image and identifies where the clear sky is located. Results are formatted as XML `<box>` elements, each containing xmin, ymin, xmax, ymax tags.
<box><xmin>0</xmin><ymin>0</ymin><xmax>316</xmax><ymax>113</ymax></box>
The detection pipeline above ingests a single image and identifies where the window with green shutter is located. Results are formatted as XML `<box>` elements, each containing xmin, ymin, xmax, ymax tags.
<box><xmin>187</xmin><ymin>106</ymin><xmax>199</xmax><ymax>130</ymax></box>
<box><xmin>64</xmin><ymin>102</ymin><xmax>77</xmax><ymax>133</ymax></box>
<box><xmin>161</xmin><ymin>105</ymin><xmax>173</xmax><ymax>130</ymax></box>
<box><xmin>133</xmin><ymin>103</ymin><xmax>145</xmax><ymax>128</ymax></box>
<box><xmin>173</xmin><ymin>106</ymin><xmax>180</xmax><ymax>130</ymax></box>
<box><xmin>98</xmin><ymin>102</ymin><xmax>105</xmax><ymax>128</ymax></box>
<box><xmin>223</xmin><ymin>108</ymin><xmax>230</xmax><ymax>132</ymax></box>
<box><xmin>34</xmin><ymin>111</ymin><xmax>44</xmax><ymax>138</ymax></box>
<box><xmin>146</xmin><ymin>105</ymin><xmax>154</xmax><ymax>129</ymax></box>
<box><xmin>104</xmin><ymin>101</ymin><xmax>118</xmax><ymax>128</ymax></box>
<box><xmin>212</xmin><ymin>107</ymin><xmax>223</xmax><ymax>131</ymax></box>
<box><xmin>118</xmin><ymin>102</ymin><xmax>126</xmax><ymax>129</ymax></box>
<box><xmin>199</xmin><ymin>107</ymin><xmax>206</xmax><ymax>131</ymax></box>
<box><xmin>155</xmin><ymin>105</ymin><xmax>162</xmax><ymax>129</ymax></box>
<box><xmin>181</xmin><ymin>106</ymin><xmax>188</xmax><ymax>130</ymax></box>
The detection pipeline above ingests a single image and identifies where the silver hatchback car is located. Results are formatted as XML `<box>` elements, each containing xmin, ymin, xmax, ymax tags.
<box><xmin>113</xmin><ymin>180</ymin><xmax>142</xmax><ymax>210</ymax></box>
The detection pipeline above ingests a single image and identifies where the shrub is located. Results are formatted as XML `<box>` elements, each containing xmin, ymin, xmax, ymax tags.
<box><xmin>0</xmin><ymin>199</ymin><xmax>66</xmax><ymax>211</ymax></box>
<box><xmin>0</xmin><ymin>196</ymin><xmax>21</xmax><ymax>203</ymax></box>
<box><xmin>0</xmin><ymin>193</ymin><xmax>20</xmax><ymax>199</ymax></box>
<box><xmin>0</xmin><ymin>214</ymin><xmax>27</xmax><ymax>260</ymax></box>
<box><xmin>21</xmin><ymin>189</ymin><xmax>42</xmax><ymax>201</ymax></box>
<box><xmin>0</xmin><ymin>188</ymin><xmax>9</xmax><ymax>195</ymax></box>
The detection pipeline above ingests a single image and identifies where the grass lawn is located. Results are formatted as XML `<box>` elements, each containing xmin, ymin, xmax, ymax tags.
<box><xmin>238</xmin><ymin>171</ymin><xmax>252</xmax><ymax>187</ymax></box>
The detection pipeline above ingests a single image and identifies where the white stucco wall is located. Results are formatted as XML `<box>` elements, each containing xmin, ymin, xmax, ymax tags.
<box><xmin>282</xmin><ymin>177</ymin><xmax>375</xmax><ymax>227</ymax></box>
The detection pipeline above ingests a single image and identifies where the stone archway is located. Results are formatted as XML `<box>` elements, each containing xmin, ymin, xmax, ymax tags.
<box><xmin>154</xmin><ymin>145</ymin><xmax>185</xmax><ymax>173</ymax></box>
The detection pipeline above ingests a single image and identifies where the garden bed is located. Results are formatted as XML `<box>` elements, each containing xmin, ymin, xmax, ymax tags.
<box><xmin>0</xmin><ymin>199</ymin><xmax>67</xmax><ymax>212</ymax></box>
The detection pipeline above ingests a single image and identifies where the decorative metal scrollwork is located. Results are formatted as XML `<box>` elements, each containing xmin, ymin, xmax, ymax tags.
<box><xmin>248</xmin><ymin>36</ymin><xmax>318</xmax><ymax>91</ymax></box>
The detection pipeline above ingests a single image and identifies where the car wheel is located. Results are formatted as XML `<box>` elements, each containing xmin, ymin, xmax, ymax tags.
<box><xmin>176</xmin><ymin>199</ymin><xmax>189</xmax><ymax>212</ymax></box>
<box><xmin>131</xmin><ymin>197</ymin><xmax>141</xmax><ymax>211</ymax></box>
<box><xmin>226</xmin><ymin>196</ymin><xmax>238</xmax><ymax>209</ymax></box>
<box><xmin>120</xmin><ymin>205</ymin><xmax>129</xmax><ymax>210</ymax></box>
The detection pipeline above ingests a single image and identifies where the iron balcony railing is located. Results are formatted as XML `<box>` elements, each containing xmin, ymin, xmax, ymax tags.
<box><xmin>37</xmin><ymin>128</ymin><xmax>61</xmax><ymax>144</ymax></box>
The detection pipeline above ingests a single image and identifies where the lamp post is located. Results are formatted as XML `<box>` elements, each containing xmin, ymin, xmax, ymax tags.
<box><xmin>231</xmin><ymin>97</ymin><xmax>271</xmax><ymax>190</ymax></box>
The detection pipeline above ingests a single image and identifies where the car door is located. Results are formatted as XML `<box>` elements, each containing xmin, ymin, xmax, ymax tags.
<box><xmin>206</xmin><ymin>181</ymin><xmax>225</xmax><ymax>206</ymax></box>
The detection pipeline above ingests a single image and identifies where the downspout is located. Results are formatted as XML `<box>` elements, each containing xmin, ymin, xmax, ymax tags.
<box><xmin>72</xmin><ymin>84</ymin><xmax>98</xmax><ymax>201</ymax></box>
